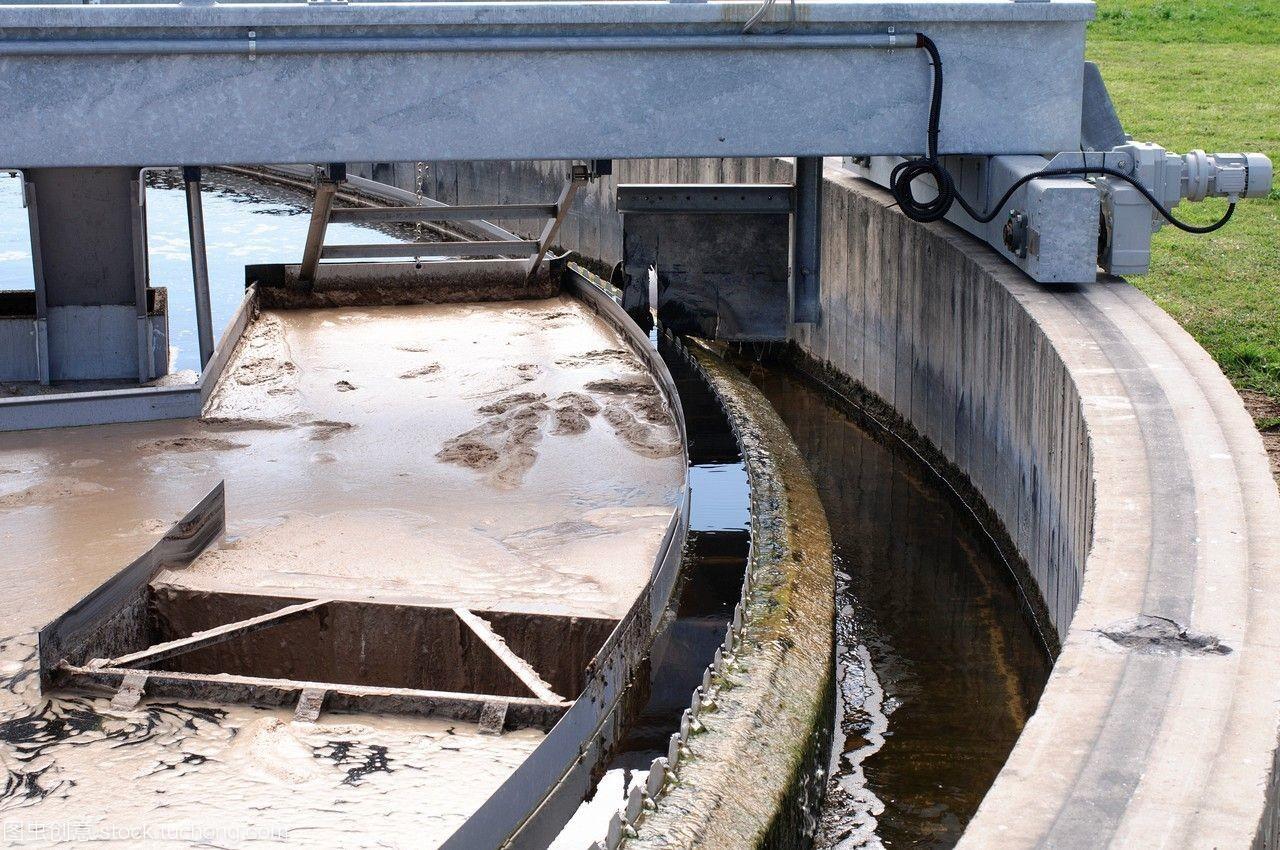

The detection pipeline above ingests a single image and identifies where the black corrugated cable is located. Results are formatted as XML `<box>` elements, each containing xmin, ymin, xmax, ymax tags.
<box><xmin>742</xmin><ymin>0</ymin><xmax>796</xmax><ymax>35</ymax></box>
<box><xmin>890</xmin><ymin>33</ymin><xmax>1236</xmax><ymax>234</ymax></box>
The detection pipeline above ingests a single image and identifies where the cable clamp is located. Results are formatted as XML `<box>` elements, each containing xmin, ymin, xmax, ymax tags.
<box><xmin>247</xmin><ymin>29</ymin><xmax>257</xmax><ymax>61</ymax></box>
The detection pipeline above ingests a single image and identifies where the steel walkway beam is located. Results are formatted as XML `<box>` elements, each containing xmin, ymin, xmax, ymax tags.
<box><xmin>182</xmin><ymin>166</ymin><xmax>215</xmax><ymax>367</ymax></box>
<box><xmin>321</xmin><ymin>240</ymin><xmax>540</xmax><ymax>259</ymax></box>
<box><xmin>0</xmin><ymin>4</ymin><xmax>1090</xmax><ymax>167</ymax></box>
<box><xmin>330</xmin><ymin>203</ymin><xmax>558</xmax><ymax>224</ymax></box>
<box><xmin>298</xmin><ymin>163</ymin><xmax>345</xmax><ymax>286</ymax></box>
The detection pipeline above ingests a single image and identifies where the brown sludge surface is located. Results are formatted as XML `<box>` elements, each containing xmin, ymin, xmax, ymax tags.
<box><xmin>0</xmin><ymin>295</ymin><xmax>684</xmax><ymax>847</ymax></box>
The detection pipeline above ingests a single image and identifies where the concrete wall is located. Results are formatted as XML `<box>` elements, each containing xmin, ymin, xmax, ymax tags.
<box><xmin>357</xmin><ymin>157</ymin><xmax>1280</xmax><ymax>848</ymax></box>
<box><xmin>798</xmin><ymin>166</ymin><xmax>1280</xmax><ymax>846</ymax></box>
<box><xmin>0</xmin><ymin>291</ymin><xmax>169</xmax><ymax>383</ymax></box>
<box><xmin>0</xmin><ymin>316</ymin><xmax>39</xmax><ymax>382</ymax></box>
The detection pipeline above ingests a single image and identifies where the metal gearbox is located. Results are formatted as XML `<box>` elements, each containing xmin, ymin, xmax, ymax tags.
<box><xmin>848</xmin><ymin>143</ymin><xmax>1273</xmax><ymax>283</ymax></box>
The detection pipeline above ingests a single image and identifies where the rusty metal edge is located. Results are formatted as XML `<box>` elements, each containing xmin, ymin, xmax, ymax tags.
<box><xmin>37</xmin><ymin>481</ymin><xmax>226</xmax><ymax>692</ymax></box>
<box><xmin>61</xmin><ymin>665</ymin><xmax>570</xmax><ymax>732</ymax></box>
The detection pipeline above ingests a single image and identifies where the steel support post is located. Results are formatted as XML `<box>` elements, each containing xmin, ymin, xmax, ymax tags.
<box><xmin>298</xmin><ymin>163</ymin><xmax>345</xmax><ymax>286</ymax></box>
<box><xmin>793</xmin><ymin>156</ymin><xmax>822</xmax><ymax>324</ymax></box>
<box><xmin>21</xmin><ymin>177</ymin><xmax>50</xmax><ymax>383</ymax></box>
<box><xmin>182</xmin><ymin>166</ymin><xmax>215</xmax><ymax>368</ymax></box>
<box><xmin>20</xmin><ymin>167</ymin><xmax>166</xmax><ymax>383</ymax></box>
<box><xmin>526</xmin><ymin>173</ymin><xmax>582</xmax><ymax>278</ymax></box>
<box><xmin>129</xmin><ymin>174</ymin><xmax>153</xmax><ymax>382</ymax></box>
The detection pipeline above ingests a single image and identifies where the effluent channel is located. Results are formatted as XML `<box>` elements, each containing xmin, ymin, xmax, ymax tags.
<box><xmin>0</xmin><ymin>169</ymin><xmax>1051</xmax><ymax>848</ymax></box>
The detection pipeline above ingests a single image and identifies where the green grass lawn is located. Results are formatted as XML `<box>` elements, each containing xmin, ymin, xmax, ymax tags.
<box><xmin>1087</xmin><ymin>0</ymin><xmax>1280</xmax><ymax>403</ymax></box>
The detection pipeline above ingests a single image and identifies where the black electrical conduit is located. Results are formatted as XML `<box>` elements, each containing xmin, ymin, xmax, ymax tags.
<box><xmin>890</xmin><ymin>33</ymin><xmax>1235</xmax><ymax>234</ymax></box>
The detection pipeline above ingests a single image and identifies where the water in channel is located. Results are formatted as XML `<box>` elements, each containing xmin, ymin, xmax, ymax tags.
<box><xmin>548</xmin><ymin>339</ymin><xmax>751</xmax><ymax>849</ymax></box>
<box><xmin>737</xmin><ymin>357</ymin><xmax>1053</xmax><ymax>849</ymax></box>
<box><xmin>612</xmin><ymin>340</ymin><xmax>751</xmax><ymax>766</ymax></box>
<box><xmin>562</xmin><ymin>346</ymin><xmax>1050</xmax><ymax>850</ymax></box>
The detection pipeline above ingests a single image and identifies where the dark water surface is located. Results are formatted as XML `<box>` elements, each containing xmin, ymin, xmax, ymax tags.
<box><xmin>607</xmin><ymin>340</ymin><xmax>750</xmax><ymax>768</ymax></box>
<box><xmin>604</xmin><ymin>347</ymin><xmax>1050</xmax><ymax>850</ymax></box>
<box><xmin>741</xmin><ymin>360</ymin><xmax>1053</xmax><ymax>849</ymax></box>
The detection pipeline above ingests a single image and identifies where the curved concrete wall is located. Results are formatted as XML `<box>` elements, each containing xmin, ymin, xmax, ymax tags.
<box><xmin>356</xmin><ymin>157</ymin><xmax>1280</xmax><ymax>847</ymax></box>
<box><xmin>802</xmin><ymin>165</ymin><xmax>1280</xmax><ymax>849</ymax></box>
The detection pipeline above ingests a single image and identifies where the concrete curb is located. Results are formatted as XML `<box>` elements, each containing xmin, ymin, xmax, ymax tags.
<box><xmin>619</xmin><ymin>340</ymin><xmax>835</xmax><ymax>850</ymax></box>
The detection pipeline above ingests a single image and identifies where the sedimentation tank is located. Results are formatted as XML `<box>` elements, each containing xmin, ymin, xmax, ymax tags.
<box><xmin>0</xmin><ymin>1</ymin><xmax>1277</xmax><ymax>848</ymax></box>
